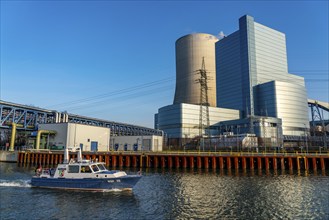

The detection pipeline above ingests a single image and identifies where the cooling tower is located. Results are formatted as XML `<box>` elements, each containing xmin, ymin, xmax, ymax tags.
<box><xmin>173</xmin><ymin>33</ymin><xmax>218</xmax><ymax>107</ymax></box>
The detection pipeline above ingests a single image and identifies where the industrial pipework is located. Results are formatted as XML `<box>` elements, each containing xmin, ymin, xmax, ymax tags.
<box><xmin>36</xmin><ymin>130</ymin><xmax>56</xmax><ymax>150</ymax></box>
<box><xmin>9</xmin><ymin>123</ymin><xmax>17</xmax><ymax>151</ymax></box>
<box><xmin>9</xmin><ymin>123</ymin><xmax>23</xmax><ymax>151</ymax></box>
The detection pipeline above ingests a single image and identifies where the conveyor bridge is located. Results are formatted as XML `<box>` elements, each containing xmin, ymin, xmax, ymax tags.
<box><xmin>0</xmin><ymin>100</ymin><xmax>163</xmax><ymax>136</ymax></box>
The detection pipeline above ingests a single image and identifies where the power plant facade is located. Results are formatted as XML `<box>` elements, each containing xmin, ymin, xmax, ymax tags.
<box><xmin>155</xmin><ymin>15</ymin><xmax>326</xmax><ymax>148</ymax></box>
<box><xmin>174</xmin><ymin>33</ymin><xmax>218</xmax><ymax>107</ymax></box>
<box><xmin>255</xmin><ymin>81</ymin><xmax>308</xmax><ymax>136</ymax></box>
<box><xmin>216</xmin><ymin>15</ymin><xmax>309</xmax><ymax>136</ymax></box>
<box><xmin>156</xmin><ymin>103</ymin><xmax>240</xmax><ymax>138</ymax></box>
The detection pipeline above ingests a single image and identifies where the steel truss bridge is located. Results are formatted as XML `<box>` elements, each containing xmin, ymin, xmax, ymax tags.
<box><xmin>0</xmin><ymin>100</ymin><xmax>163</xmax><ymax>136</ymax></box>
<box><xmin>308</xmin><ymin>99</ymin><xmax>329</xmax><ymax>129</ymax></box>
<box><xmin>283</xmin><ymin>99</ymin><xmax>329</xmax><ymax>142</ymax></box>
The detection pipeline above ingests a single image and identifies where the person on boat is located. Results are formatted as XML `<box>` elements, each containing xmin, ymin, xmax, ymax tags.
<box><xmin>85</xmin><ymin>166</ymin><xmax>91</xmax><ymax>173</ymax></box>
<box><xmin>35</xmin><ymin>164</ymin><xmax>42</xmax><ymax>176</ymax></box>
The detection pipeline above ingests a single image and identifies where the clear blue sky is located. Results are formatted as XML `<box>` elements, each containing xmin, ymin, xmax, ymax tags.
<box><xmin>1</xmin><ymin>1</ymin><xmax>328</xmax><ymax>128</ymax></box>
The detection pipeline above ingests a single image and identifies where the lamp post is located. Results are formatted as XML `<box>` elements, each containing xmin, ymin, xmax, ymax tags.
<box><xmin>136</xmin><ymin>138</ymin><xmax>140</xmax><ymax>151</ymax></box>
<box><xmin>112</xmin><ymin>136</ymin><xmax>115</xmax><ymax>152</ymax></box>
<box><xmin>184</xmin><ymin>134</ymin><xmax>187</xmax><ymax>152</ymax></box>
<box><xmin>303</xmin><ymin>124</ymin><xmax>308</xmax><ymax>154</ymax></box>
<box><xmin>237</xmin><ymin>125</ymin><xmax>240</xmax><ymax>152</ymax></box>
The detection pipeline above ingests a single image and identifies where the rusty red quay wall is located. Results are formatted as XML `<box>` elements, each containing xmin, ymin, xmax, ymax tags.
<box><xmin>17</xmin><ymin>151</ymin><xmax>329</xmax><ymax>172</ymax></box>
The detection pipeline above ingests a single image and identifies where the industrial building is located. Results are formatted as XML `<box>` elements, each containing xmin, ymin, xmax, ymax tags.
<box><xmin>111</xmin><ymin>135</ymin><xmax>163</xmax><ymax>152</ymax></box>
<box><xmin>0</xmin><ymin>15</ymin><xmax>327</xmax><ymax>151</ymax></box>
<box><xmin>216</xmin><ymin>116</ymin><xmax>283</xmax><ymax>149</ymax></box>
<box><xmin>155</xmin><ymin>103</ymin><xmax>240</xmax><ymax>138</ymax></box>
<box><xmin>216</xmin><ymin>15</ymin><xmax>309</xmax><ymax>137</ymax></box>
<box><xmin>0</xmin><ymin>100</ymin><xmax>164</xmax><ymax>152</ymax></box>
<box><xmin>174</xmin><ymin>33</ymin><xmax>218</xmax><ymax>107</ymax></box>
<box><xmin>38</xmin><ymin>123</ymin><xmax>111</xmax><ymax>151</ymax></box>
<box><xmin>30</xmin><ymin>123</ymin><xmax>163</xmax><ymax>152</ymax></box>
<box><xmin>155</xmin><ymin>15</ymin><xmax>326</xmax><ymax>149</ymax></box>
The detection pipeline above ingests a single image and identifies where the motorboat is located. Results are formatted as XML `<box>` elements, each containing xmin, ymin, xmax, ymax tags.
<box><xmin>31</xmin><ymin>147</ymin><xmax>142</xmax><ymax>191</ymax></box>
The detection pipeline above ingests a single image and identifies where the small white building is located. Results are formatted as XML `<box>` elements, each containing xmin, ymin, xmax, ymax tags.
<box><xmin>111</xmin><ymin>135</ymin><xmax>163</xmax><ymax>152</ymax></box>
<box><xmin>39</xmin><ymin>123</ymin><xmax>110</xmax><ymax>151</ymax></box>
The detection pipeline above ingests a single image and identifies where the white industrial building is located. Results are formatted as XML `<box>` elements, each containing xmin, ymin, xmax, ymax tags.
<box><xmin>38</xmin><ymin>123</ymin><xmax>163</xmax><ymax>152</ymax></box>
<box><xmin>111</xmin><ymin>135</ymin><xmax>163</xmax><ymax>152</ymax></box>
<box><xmin>39</xmin><ymin>123</ymin><xmax>111</xmax><ymax>151</ymax></box>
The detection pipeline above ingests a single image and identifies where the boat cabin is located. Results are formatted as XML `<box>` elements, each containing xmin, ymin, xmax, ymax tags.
<box><xmin>37</xmin><ymin>147</ymin><xmax>126</xmax><ymax>179</ymax></box>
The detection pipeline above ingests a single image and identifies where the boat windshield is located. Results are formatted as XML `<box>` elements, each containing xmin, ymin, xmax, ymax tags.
<box><xmin>97</xmin><ymin>163</ymin><xmax>107</xmax><ymax>171</ymax></box>
<box><xmin>91</xmin><ymin>165</ymin><xmax>99</xmax><ymax>172</ymax></box>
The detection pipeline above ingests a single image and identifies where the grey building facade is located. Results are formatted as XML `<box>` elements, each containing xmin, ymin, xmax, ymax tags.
<box><xmin>256</xmin><ymin>81</ymin><xmax>309</xmax><ymax>136</ymax></box>
<box><xmin>155</xmin><ymin>103</ymin><xmax>240</xmax><ymax>138</ymax></box>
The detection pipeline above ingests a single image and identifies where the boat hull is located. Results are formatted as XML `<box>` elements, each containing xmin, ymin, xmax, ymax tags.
<box><xmin>31</xmin><ymin>175</ymin><xmax>142</xmax><ymax>191</ymax></box>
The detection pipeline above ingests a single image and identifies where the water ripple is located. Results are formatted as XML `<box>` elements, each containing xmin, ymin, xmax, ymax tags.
<box><xmin>0</xmin><ymin>162</ymin><xmax>328</xmax><ymax>219</ymax></box>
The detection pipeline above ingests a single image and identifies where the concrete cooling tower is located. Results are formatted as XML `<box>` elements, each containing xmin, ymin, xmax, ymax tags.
<box><xmin>174</xmin><ymin>33</ymin><xmax>218</xmax><ymax>107</ymax></box>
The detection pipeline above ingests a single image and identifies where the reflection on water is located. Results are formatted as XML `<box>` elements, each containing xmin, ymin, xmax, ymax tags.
<box><xmin>0</xmin><ymin>162</ymin><xmax>328</xmax><ymax>219</ymax></box>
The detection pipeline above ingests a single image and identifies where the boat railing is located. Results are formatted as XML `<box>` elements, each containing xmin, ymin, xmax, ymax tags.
<box><xmin>69</xmin><ymin>158</ymin><xmax>77</xmax><ymax>164</ymax></box>
<box><xmin>37</xmin><ymin>168</ymin><xmax>55</xmax><ymax>177</ymax></box>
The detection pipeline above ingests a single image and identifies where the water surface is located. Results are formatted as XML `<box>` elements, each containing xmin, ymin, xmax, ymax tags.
<box><xmin>1</xmin><ymin>163</ymin><xmax>328</xmax><ymax>219</ymax></box>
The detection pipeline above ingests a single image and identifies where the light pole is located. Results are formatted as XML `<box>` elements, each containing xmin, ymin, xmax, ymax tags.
<box><xmin>303</xmin><ymin>124</ymin><xmax>308</xmax><ymax>154</ymax></box>
<box><xmin>141</xmin><ymin>135</ymin><xmax>144</xmax><ymax>152</ymax></box>
<box><xmin>112</xmin><ymin>136</ymin><xmax>115</xmax><ymax>152</ymax></box>
<box><xmin>184</xmin><ymin>134</ymin><xmax>187</xmax><ymax>152</ymax></box>
<box><xmin>264</xmin><ymin>119</ymin><xmax>267</xmax><ymax>154</ymax></box>
<box><xmin>276</xmin><ymin>125</ymin><xmax>279</xmax><ymax>154</ymax></box>
<box><xmin>237</xmin><ymin>125</ymin><xmax>240</xmax><ymax>152</ymax></box>
<box><xmin>136</xmin><ymin>138</ymin><xmax>140</xmax><ymax>151</ymax></box>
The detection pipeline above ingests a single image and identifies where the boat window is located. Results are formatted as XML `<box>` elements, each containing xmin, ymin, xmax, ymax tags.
<box><xmin>80</xmin><ymin>166</ymin><xmax>92</xmax><ymax>173</ymax></box>
<box><xmin>91</xmin><ymin>165</ymin><xmax>99</xmax><ymax>172</ymax></box>
<box><xmin>68</xmin><ymin>165</ymin><xmax>80</xmax><ymax>173</ymax></box>
<box><xmin>98</xmin><ymin>164</ymin><xmax>106</xmax><ymax>171</ymax></box>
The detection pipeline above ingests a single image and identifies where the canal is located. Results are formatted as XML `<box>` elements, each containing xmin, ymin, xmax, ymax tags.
<box><xmin>0</xmin><ymin>162</ymin><xmax>328</xmax><ymax>219</ymax></box>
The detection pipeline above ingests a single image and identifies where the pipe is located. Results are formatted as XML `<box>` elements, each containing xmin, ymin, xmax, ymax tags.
<box><xmin>55</xmin><ymin>112</ymin><xmax>59</xmax><ymax>123</ymax></box>
<box><xmin>64</xmin><ymin>147</ymin><xmax>69</xmax><ymax>163</ymax></box>
<box><xmin>36</xmin><ymin>130</ymin><xmax>56</xmax><ymax>150</ymax></box>
<box><xmin>9</xmin><ymin>123</ymin><xmax>17</xmax><ymax>151</ymax></box>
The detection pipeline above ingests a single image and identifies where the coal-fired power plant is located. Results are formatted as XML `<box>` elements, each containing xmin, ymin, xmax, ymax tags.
<box><xmin>174</xmin><ymin>33</ymin><xmax>218</xmax><ymax>107</ymax></box>
<box><xmin>155</xmin><ymin>15</ymin><xmax>329</xmax><ymax>150</ymax></box>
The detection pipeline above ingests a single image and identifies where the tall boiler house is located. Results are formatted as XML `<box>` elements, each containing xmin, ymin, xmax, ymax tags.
<box><xmin>173</xmin><ymin>33</ymin><xmax>218</xmax><ymax>107</ymax></box>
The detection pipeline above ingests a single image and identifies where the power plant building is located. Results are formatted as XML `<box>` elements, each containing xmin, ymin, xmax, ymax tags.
<box><xmin>174</xmin><ymin>33</ymin><xmax>218</xmax><ymax>107</ymax></box>
<box><xmin>155</xmin><ymin>15</ymin><xmax>311</xmax><ymax>146</ymax></box>
<box><xmin>157</xmin><ymin>33</ymin><xmax>238</xmax><ymax>139</ymax></box>
<box><xmin>155</xmin><ymin>103</ymin><xmax>240</xmax><ymax>138</ymax></box>
<box><xmin>255</xmin><ymin>81</ymin><xmax>308</xmax><ymax>136</ymax></box>
<box><xmin>39</xmin><ymin>123</ymin><xmax>111</xmax><ymax>151</ymax></box>
<box><xmin>216</xmin><ymin>15</ymin><xmax>309</xmax><ymax>136</ymax></box>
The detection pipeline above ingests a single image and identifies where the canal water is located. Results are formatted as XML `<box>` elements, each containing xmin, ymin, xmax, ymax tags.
<box><xmin>0</xmin><ymin>162</ymin><xmax>328</xmax><ymax>219</ymax></box>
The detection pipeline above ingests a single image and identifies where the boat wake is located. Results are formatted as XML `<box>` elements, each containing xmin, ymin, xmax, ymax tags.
<box><xmin>102</xmin><ymin>188</ymin><xmax>125</xmax><ymax>192</ymax></box>
<box><xmin>0</xmin><ymin>179</ymin><xmax>31</xmax><ymax>188</ymax></box>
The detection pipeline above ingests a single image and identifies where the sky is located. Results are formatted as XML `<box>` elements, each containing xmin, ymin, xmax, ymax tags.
<box><xmin>1</xmin><ymin>0</ymin><xmax>328</xmax><ymax>128</ymax></box>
